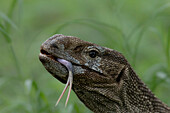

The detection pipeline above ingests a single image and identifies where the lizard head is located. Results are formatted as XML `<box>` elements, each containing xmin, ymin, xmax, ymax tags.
<box><xmin>39</xmin><ymin>34</ymin><xmax>129</xmax><ymax>112</ymax></box>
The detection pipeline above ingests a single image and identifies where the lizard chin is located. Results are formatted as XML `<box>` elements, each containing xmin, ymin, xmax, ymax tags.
<box><xmin>39</xmin><ymin>52</ymin><xmax>68</xmax><ymax>84</ymax></box>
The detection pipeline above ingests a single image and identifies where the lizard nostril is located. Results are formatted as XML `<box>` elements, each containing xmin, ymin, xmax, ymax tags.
<box><xmin>51</xmin><ymin>43</ymin><xmax>59</xmax><ymax>49</ymax></box>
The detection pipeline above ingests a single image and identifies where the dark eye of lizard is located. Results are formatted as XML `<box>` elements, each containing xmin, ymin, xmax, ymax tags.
<box><xmin>89</xmin><ymin>50</ymin><xmax>98</xmax><ymax>58</ymax></box>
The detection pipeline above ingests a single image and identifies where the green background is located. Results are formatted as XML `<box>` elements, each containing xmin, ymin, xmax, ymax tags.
<box><xmin>0</xmin><ymin>0</ymin><xmax>170</xmax><ymax>113</ymax></box>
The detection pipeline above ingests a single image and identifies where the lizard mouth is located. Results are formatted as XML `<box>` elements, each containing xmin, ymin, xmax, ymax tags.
<box><xmin>39</xmin><ymin>49</ymin><xmax>69</xmax><ymax>83</ymax></box>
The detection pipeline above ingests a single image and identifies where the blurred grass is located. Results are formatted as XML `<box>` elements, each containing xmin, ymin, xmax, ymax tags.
<box><xmin>0</xmin><ymin>0</ymin><xmax>170</xmax><ymax>113</ymax></box>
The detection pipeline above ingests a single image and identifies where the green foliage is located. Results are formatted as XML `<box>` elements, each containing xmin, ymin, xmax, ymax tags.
<box><xmin>0</xmin><ymin>0</ymin><xmax>170</xmax><ymax>113</ymax></box>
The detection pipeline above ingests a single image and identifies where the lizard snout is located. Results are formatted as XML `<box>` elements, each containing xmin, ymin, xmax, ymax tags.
<box><xmin>41</xmin><ymin>34</ymin><xmax>65</xmax><ymax>51</ymax></box>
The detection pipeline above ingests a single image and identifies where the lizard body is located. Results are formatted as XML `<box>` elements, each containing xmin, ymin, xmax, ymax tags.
<box><xmin>39</xmin><ymin>34</ymin><xmax>170</xmax><ymax>113</ymax></box>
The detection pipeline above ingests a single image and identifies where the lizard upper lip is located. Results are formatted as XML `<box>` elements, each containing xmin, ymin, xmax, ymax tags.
<box><xmin>40</xmin><ymin>49</ymin><xmax>58</xmax><ymax>61</ymax></box>
<box><xmin>40</xmin><ymin>49</ymin><xmax>75</xmax><ymax>68</ymax></box>
<box><xmin>40</xmin><ymin>49</ymin><xmax>50</xmax><ymax>55</ymax></box>
<box><xmin>40</xmin><ymin>49</ymin><xmax>81</xmax><ymax>67</ymax></box>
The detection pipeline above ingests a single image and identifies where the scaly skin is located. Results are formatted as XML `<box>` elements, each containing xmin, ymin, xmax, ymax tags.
<box><xmin>39</xmin><ymin>34</ymin><xmax>170</xmax><ymax>113</ymax></box>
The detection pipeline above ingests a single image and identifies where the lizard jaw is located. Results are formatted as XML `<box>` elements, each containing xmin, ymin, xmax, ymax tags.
<box><xmin>39</xmin><ymin>52</ymin><xmax>68</xmax><ymax>84</ymax></box>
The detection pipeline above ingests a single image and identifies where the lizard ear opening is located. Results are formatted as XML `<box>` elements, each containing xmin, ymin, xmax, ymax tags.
<box><xmin>116</xmin><ymin>67</ymin><xmax>125</xmax><ymax>83</ymax></box>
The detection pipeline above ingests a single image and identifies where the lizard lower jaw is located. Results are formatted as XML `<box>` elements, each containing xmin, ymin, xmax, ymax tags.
<box><xmin>39</xmin><ymin>53</ymin><xmax>68</xmax><ymax>84</ymax></box>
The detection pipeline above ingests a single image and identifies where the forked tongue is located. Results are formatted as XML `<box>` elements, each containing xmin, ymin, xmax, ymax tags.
<box><xmin>55</xmin><ymin>58</ymin><xmax>73</xmax><ymax>107</ymax></box>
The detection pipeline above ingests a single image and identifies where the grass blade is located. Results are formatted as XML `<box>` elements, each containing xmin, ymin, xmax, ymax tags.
<box><xmin>166</xmin><ymin>28</ymin><xmax>170</xmax><ymax>70</ymax></box>
<box><xmin>6</xmin><ymin>0</ymin><xmax>18</xmax><ymax>31</ymax></box>
<box><xmin>0</xmin><ymin>26</ymin><xmax>11</xmax><ymax>43</ymax></box>
<box><xmin>0</xmin><ymin>12</ymin><xmax>18</xmax><ymax>30</ymax></box>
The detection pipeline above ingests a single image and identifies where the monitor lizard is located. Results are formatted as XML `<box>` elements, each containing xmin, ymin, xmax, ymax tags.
<box><xmin>39</xmin><ymin>34</ymin><xmax>170</xmax><ymax>113</ymax></box>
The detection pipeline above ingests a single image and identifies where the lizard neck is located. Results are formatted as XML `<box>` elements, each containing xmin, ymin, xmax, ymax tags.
<box><xmin>73</xmin><ymin>66</ymin><xmax>170</xmax><ymax>113</ymax></box>
<box><xmin>122</xmin><ymin>66</ymin><xmax>170</xmax><ymax>112</ymax></box>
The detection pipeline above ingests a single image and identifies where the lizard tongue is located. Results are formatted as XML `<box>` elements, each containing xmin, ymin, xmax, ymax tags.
<box><xmin>55</xmin><ymin>58</ymin><xmax>73</xmax><ymax>107</ymax></box>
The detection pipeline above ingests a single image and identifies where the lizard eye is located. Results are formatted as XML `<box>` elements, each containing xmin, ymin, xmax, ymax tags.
<box><xmin>89</xmin><ymin>50</ymin><xmax>98</xmax><ymax>58</ymax></box>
